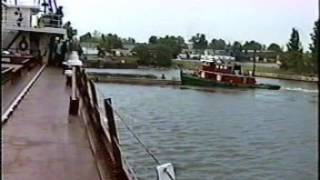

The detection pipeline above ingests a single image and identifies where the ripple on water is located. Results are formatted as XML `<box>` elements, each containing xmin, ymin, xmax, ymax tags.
<box><xmin>96</xmin><ymin>82</ymin><xmax>318</xmax><ymax>180</ymax></box>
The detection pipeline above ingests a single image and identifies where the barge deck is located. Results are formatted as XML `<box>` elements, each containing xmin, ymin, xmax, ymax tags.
<box><xmin>2</xmin><ymin>67</ymin><xmax>106</xmax><ymax>180</ymax></box>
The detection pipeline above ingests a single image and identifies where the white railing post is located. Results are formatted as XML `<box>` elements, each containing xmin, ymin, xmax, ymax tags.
<box><xmin>157</xmin><ymin>163</ymin><xmax>175</xmax><ymax>180</ymax></box>
<box><xmin>65</xmin><ymin>51</ymin><xmax>83</xmax><ymax>115</ymax></box>
<box><xmin>71</xmin><ymin>66</ymin><xmax>77</xmax><ymax>99</ymax></box>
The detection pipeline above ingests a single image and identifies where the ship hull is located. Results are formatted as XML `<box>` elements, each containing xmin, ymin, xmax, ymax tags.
<box><xmin>181</xmin><ymin>72</ymin><xmax>280</xmax><ymax>90</ymax></box>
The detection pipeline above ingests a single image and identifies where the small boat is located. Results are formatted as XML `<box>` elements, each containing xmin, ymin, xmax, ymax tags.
<box><xmin>180</xmin><ymin>59</ymin><xmax>281</xmax><ymax>90</ymax></box>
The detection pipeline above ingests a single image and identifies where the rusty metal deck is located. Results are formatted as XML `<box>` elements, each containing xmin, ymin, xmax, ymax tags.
<box><xmin>2</xmin><ymin>67</ymin><xmax>101</xmax><ymax>180</ymax></box>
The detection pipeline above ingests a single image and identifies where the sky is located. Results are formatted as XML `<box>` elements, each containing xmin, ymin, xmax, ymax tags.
<box><xmin>58</xmin><ymin>0</ymin><xmax>318</xmax><ymax>48</ymax></box>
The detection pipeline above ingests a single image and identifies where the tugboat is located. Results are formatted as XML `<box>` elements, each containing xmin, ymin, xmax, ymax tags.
<box><xmin>180</xmin><ymin>57</ymin><xmax>281</xmax><ymax>90</ymax></box>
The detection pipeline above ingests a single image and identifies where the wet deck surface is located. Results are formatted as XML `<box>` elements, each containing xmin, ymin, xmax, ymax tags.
<box><xmin>2</xmin><ymin>67</ymin><xmax>101</xmax><ymax>180</ymax></box>
<box><xmin>1</xmin><ymin>65</ymin><xmax>41</xmax><ymax>114</ymax></box>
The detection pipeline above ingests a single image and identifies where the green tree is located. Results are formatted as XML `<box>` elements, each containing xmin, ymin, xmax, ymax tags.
<box><xmin>232</xmin><ymin>41</ymin><xmax>242</xmax><ymax>50</ymax></box>
<box><xmin>149</xmin><ymin>36</ymin><xmax>158</xmax><ymax>44</ymax></box>
<box><xmin>210</xmin><ymin>39</ymin><xmax>226</xmax><ymax>50</ymax></box>
<box><xmin>128</xmin><ymin>37</ymin><xmax>136</xmax><ymax>44</ymax></box>
<box><xmin>157</xmin><ymin>35</ymin><xmax>183</xmax><ymax>58</ymax></box>
<box><xmin>189</xmin><ymin>33</ymin><xmax>208</xmax><ymax>51</ymax></box>
<box><xmin>176</xmin><ymin>36</ymin><xmax>187</xmax><ymax>49</ymax></box>
<box><xmin>122</xmin><ymin>37</ymin><xmax>136</xmax><ymax>44</ymax></box>
<box><xmin>147</xmin><ymin>35</ymin><xmax>186</xmax><ymax>58</ymax></box>
<box><xmin>92</xmin><ymin>30</ymin><xmax>102</xmax><ymax>42</ymax></box>
<box><xmin>225</xmin><ymin>42</ymin><xmax>232</xmax><ymax>53</ymax></box>
<box><xmin>281</xmin><ymin>28</ymin><xmax>304</xmax><ymax>73</ymax></box>
<box><xmin>309</xmin><ymin>19</ymin><xmax>319</xmax><ymax>73</ymax></box>
<box><xmin>267</xmin><ymin>43</ymin><xmax>282</xmax><ymax>52</ymax></box>
<box><xmin>133</xmin><ymin>43</ymin><xmax>172</xmax><ymax>67</ymax></box>
<box><xmin>281</xmin><ymin>51</ymin><xmax>306</xmax><ymax>73</ymax></box>
<box><xmin>133</xmin><ymin>43</ymin><xmax>151</xmax><ymax>65</ymax></box>
<box><xmin>242</xmin><ymin>40</ymin><xmax>262</xmax><ymax>51</ymax></box>
<box><xmin>99</xmin><ymin>33</ymin><xmax>123</xmax><ymax>50</ymax></box>
<box><xmin>251</xmin><ymin>41</ymin><xmax>262</xmax><ymax>50</ymax></box>
<box><xmin>287</xmin><ymin>28</ymin><xmax>303</xmax><ymax>53</ymax></box>
<box><xmin>231</xmin><ymin>41</ymin><xmax>242</xmax><ymax>61</ymax></box>
<box><xmin>149</xmin><ymin>44</ymin><xmax>172</xmax><ymax>66</ymax></box>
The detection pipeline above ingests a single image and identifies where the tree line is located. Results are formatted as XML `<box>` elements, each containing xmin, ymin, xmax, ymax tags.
<box><xmin>79</xmin><ymin>19</ymin><xmax>318</xmax><ymax>73</ymax></box>
<box><xmin>280</xmin><ymin>20</ymin><xmax>318</xmax><ymax>74</ymax></box>
<box><xmin>132</xmin><ymin>35</ymin><xmax>187</xmax><ymax>67</ymax></box>
<box><xmin>80</xmin><ymin>30</ymin><xmax>283</xmax><ymax>53</ymax></box>
<box><xmin>80</xmin><ymin>30</ymin><xmax>135</xmax><ymax>51</ymax></box>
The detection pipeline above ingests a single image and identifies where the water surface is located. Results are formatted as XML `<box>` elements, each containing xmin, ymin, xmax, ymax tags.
<box><xmin>95</xmin><ymin>76</ymin><xmax>318</xmax><ymax>180</ymax></box>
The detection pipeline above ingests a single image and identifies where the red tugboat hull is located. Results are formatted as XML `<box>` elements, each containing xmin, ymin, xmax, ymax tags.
<box><xmin>181</xmin><ymin>72</ymin><xmax>281</xmax><ymax>90</ymax></box>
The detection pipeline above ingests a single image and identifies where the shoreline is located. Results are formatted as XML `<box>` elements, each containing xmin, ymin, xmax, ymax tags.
<box><xmin>172</xmin><ymin>59</ymin><xmax>318</xmax><ymax>83</ymax></box>
<box><xmin>88</xmin><ymin>75</ymin><xmax>181</xmax><ymax>85</ymax></box>
<box><xmin>179</xmin><ymin>68</ymin><xmax>318</xmax><ymax>83</ymax></box>
<box><xmin>254</xmin><ymin>72</ymin><xmax>318</xmax><ymax>83</ymax></box>
<box><xmin>87</xmin><ymin>66</ymin><xmax>318</xmax><ymax>83</ymax></box>
<box><xmin>84</xmin><ymin>59</ymin><xmax>318</xmax><ymax>83</ymax></box>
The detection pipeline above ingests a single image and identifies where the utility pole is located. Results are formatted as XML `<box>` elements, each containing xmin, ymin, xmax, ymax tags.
<box><xmin>252</xmin><ymin>49</ymin><xmax>256</xmax><ymax>76</ymax></box>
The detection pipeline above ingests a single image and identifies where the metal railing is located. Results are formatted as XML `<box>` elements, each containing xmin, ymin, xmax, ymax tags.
<box><xmin>2</xmin><ymin>15</ymin><xmax>63</xmax><ymax>28</ymax></box>
<box><xmin>75</xmin><ymin>68</ymin><xmax>137</xmax><ymax>180</ymax></box>
<box><xmin>39</xmin><ymin>14</ymin><xmax>63</xmax><ymax>28</ymax></box>
<box><xmin>2</xmin><ymin>0</ymin><xmax>41</xmax><ymax>7</ymax></box>
<box><xmin>2</xmin><ymin>19</ymin><xmax>32</xmax><ymax>28</ymax></box>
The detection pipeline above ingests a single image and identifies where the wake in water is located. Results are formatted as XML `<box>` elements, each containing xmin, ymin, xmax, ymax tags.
<box><xmin>281</xmin><ymin>87</ymin><xmax>318</xmax><ymax>93</ymax></box>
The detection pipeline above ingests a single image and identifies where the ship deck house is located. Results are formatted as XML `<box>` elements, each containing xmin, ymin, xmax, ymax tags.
<box><xmin>1</xmin><ymin>1</ymin><xmax>66</xmax><ymax>64</ymax></box>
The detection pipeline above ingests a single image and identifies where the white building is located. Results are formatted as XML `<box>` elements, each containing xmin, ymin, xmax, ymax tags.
<box><xmin>111</xmin><ymin>49</ymin><xmax>132</xmax><ymax>57</ymax></box>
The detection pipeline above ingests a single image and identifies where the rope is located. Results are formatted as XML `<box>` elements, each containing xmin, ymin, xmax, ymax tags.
<box><xmin>107</xmin><ymin>100</ymin><xmax>161</xmax><ymax>165</ymax></box>
<box><xmin>112</xmin><ymin>104</ymin><xmax>175</xmax><ymax>180</ymax></box>
<box><xmin>95</xmin><ymin>86</ymin><xmax>174</xmax><ymax>180</ymax></box>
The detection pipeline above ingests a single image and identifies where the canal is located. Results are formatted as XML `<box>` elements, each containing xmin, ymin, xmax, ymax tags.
<box><xmin>95</xmin><ymin>73</ymin><xmax>318</xmax><ymax>180</ymax></box>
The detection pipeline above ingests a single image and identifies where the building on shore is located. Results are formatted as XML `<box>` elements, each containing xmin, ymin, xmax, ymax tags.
<box><xmin>240</xmin><ymin>50</ymin><xmax>281</xmax><ymax>62</ymax></box>
<box><xmin>178</xmin><ymin>47</ymin><xmax>280</xmax><ymax>62</ymax></box>
<box><xmin>111</xmin><ymin>48</ymin><xmax>133</xmax><ymax>57</ymax></box>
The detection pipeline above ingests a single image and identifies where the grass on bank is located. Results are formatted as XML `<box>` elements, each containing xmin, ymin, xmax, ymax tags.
<box><xmin>173</xmin><ymin>60</ymin><xmax>317</xmax><ymax>77</ymax></box>
<box><xmin>242</xmin><ymin>65</ymin><xmax>317</xmax><ymax>76</ymax></box>
<box><xmin>84</xmin><ymin>55</ymin><xmax>316</xmax><ymax>77</ymax></box>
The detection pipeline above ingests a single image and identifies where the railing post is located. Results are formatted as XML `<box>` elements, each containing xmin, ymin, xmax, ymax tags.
<box><xmin>66</xmin><ymin>51</ymin><xmax>83</xmax><ymax>116</ymax></box>
<box><xmin>104</xmin><ymin>98</ymin><xmax>124</xmax><ymax>179</ymax></box>
<box><xmin>104</xmin><ymin>98</ymin><xmax>119</xmax><ymax>143</ymax></box>
<box><xmin>89</xmin><ymin>80</ymin><xmax>98</xmax><ymax>105</ymax></box>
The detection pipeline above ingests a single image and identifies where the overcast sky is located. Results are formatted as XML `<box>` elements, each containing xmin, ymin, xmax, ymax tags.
<box><xmin>59</xmin><ymin>0</ymin><xmax>318</xmax><ymax>48</ymax></box>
